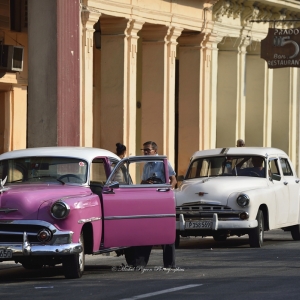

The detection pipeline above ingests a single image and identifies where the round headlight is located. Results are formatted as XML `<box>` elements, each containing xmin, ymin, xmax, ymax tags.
<box><xmin>237</xmin><ymin>194</ymin><xmax>250</xmax><ymax>207</ymax></box>
<box><xmin>51</xmin><ymin>201</ymin><xmax>70</xmax><ymax>219</ymax></box>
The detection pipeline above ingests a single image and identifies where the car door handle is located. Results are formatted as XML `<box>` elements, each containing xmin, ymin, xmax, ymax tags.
<box><xmin>157</xmin><ymin>188</ymin><xmax>170</xmax><ymax>192</ymax></box>
<box><xmin>296</xmin><ymin>179</ymin><xmax>300</xmax><ymax>183</ymax></box>
<box><xmin>284</xmin><ymin>182</ymin><xmax>288</xmax><ymax>185</ymax></box>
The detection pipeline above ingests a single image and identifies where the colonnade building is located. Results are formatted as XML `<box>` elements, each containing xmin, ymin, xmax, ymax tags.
<box><xmin>1</xmin><ymin>0</ymin><xmax>300</xmax><ymax>177</ymax></box>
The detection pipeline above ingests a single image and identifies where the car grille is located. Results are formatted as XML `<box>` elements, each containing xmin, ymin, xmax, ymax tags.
<box><xmin>176</xmin><ymin>205</ymin><xmax>243</xmax><ymax>220</ymax></box>
<box><xmin>0</xmin><ymin>223</ymin><xmax>53</xmax><ymax>243</ymax></box>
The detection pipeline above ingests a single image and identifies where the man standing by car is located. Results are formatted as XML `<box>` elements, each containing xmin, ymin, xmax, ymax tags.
<box><xmin>141</xmin><ymin>141</ymin><xmax>177</xmax><ymax>188</ymax></box>
<box><xmin>125</xmin><ymin>141</ymin><xmax>177</xmax><ymax>268</ymax></box>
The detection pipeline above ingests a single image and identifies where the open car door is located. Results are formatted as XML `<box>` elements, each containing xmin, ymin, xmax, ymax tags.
<box><xmin>101</xmin><ymin>155</ymin><xmax>176</xmax><ymax>248</ymax></box>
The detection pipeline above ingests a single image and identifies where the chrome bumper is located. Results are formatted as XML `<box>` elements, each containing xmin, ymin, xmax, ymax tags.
<box><xmin>0</xmin><ymin>232</ymin><xmax>82</xmax><ymax>258</ymax></box>
<box><xmin>176</xmin><ymin>213</ymin><xmax>258</xmax><ymax>231</ymax></box>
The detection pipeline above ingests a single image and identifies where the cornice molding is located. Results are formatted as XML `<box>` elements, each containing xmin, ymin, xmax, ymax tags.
<box><xmin>81</xmin><ymin>6</ymin><xmax>101</xmax><ymax>29</ymax></box>
<box><xmin>213</xmin><ymin>0</ymin><xmax>300</xmax><ymax>28</ymax></box>
<box><xmin>87</xmin><ymin>1</ymin><xmax>209</xmax><ymax>31</ymax></box>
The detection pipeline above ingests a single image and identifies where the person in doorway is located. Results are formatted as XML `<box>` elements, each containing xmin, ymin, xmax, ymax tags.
<box><xmin>115</xmin><ymin>143</ymin><xmax>126</xmax><ymax>159</ymax></box>
<box><xmin>125</xmin><ymin>141</ymin><xmax>177</xmax><ymax>269</ymax></box>
<box><xmin>236</xmin><ymin>139</ymin><xmax>245</xmax><ymax>147</ymax></box>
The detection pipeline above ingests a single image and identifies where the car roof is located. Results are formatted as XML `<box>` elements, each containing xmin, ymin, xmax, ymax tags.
<box><xmin>191</xmin><ymin>147</ymin><xmax>288</xmax><ymax>160</ymax></box>
<box><xmin>0</xmin><ymin>147</ymin><xmax>120</xmax><ymax>162</ymax></box>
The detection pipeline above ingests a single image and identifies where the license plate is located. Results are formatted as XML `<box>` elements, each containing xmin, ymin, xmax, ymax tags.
<box><xmin>0</xmin><ymin>249</ymin><xmax>13</xmax><ymax>258</ymax></box>
<box><xmin>185</xmin><ymin>221</ymin><xmax>212</xmax><ymax>229</ymax></box>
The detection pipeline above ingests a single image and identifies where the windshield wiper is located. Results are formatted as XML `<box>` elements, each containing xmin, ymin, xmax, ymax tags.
<box><xmin>9</xmin><ymin>179</ymin><xmax>23</xmax><ymax>183</ymax></box>
<box><xmin>56</xmin><ymin>178</ymin><xmax>65</xmax><ymax>185</ymax></box>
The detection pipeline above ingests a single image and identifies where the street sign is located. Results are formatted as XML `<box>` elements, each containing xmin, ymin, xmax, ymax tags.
<box><xmin>261</xmin><ymin>28</ymin><xmax>300</xmax><ymax>69</ymax></box>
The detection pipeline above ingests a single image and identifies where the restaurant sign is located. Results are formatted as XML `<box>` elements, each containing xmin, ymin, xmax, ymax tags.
<box><xmin>261</xmin><ymin>28</ymin><xmax>300</xmax><ymax>69</ymax></box>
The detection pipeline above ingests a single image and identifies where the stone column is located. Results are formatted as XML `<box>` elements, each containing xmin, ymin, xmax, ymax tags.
<box><xmin>246</xmin><ymin>43</ymin><xmax>266</xmax><ymax>147</ymax></box>
<box><xmin>202</xmin><ymin>33</ymin><xmax>223</xmax><ymax>150</ymax></box>
<box><xmin>263</xmin><ymin>67</ymin><xmax>273</xmax><ymax>147</ymax></box>
<box><xmin>140</xmin><ymin>25</ymin><xmax>182</xmax><ymax>166</ymax></box>
<box><xmin>28</xmin><ymin>0</ymin><xmax>80</xmax><ymax>147</ymax></box>
<box><xmin>236</xmin><ymin>37</ymin><xmax>251</xmax><ymax>141</ymax></box>
<box><xmin>177</xmin><ymin>32</ymin><xmax>219</xmax><ymax>176</ymax></box>
<box><xmin>124</xmin><ymin>19</ymin><xmax>145</xmax><ymax>156</ymax></box>
<box><xmin>217</xmin><ymin>36</ymin><xmax>251</xmax><ymax>148</ymax></box>
<box><xmin>289</xmin><ymin>68</ymin><xmax>298</xmax><ymax>165</ymax></box>
<box><xmin>100</xmin><ymin>16</ymin><xmax>144</xmax><ymax>156</ymax></box>
<box><xmin>81</xmin><ymin>9</ymin><xmax>101</xmax><ymax>147</ymax></box>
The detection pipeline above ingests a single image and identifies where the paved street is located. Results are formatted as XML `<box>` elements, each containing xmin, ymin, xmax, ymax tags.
<box><xmin>1</xmin><ymin>230</ymin><xmax>300</xmax><ymax>300</ymax></box>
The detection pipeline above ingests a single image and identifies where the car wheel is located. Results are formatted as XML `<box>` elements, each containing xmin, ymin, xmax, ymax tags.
<box><xmin>291</xmin><ymin>224</ymin><xmax>300</xmax><ymax>240</ymax></box>
<box><xmin>213</xmin><ymin>234</ymin><xmax>227</xmax><ymax>242</ymax></box>
<box><xmin>21</xmin><ymin>260</ymin><xmax>44</xmax><ymax>269</ymax></box>
<box><xmin>175</xmin><ymin>232</ymin><xmax>180</xmax><ymax>248</ymax></box>
<box><xmin>249</xmin><ymin>210</ymin><xmax>264</xmax><ymax>248</ymax></box>
<box><xmin>63</xmin><ymin>232</ymin><xmax>85</xmax><ymax>279</ymax></box>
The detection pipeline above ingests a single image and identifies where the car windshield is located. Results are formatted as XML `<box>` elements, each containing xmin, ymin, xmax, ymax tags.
<box><xmin>0</xmin><ymin>156</ymin><xmax>88</xmax><ymax>185</ymax></box>
<box><xmin>186</xmin><ymin>155</ymin><xmax>266</xmax><ymax>179</ymax></box>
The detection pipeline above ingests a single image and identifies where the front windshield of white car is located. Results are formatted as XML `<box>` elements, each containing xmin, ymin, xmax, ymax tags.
<box><xmin>0</xmin><ymin>157</ymin><xmax>88</xmax><ymax>185</ymax></box>
<box><xmin>186</xmin><ymin>156</ymin><xmax>266</xmax><ymax>179</ymax></box>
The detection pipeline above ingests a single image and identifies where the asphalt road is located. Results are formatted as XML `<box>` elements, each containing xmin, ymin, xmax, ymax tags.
<box><xmin>1</xmin><ymin>230</ymin><xmax>300</xmax><ymax>300</ymax></box>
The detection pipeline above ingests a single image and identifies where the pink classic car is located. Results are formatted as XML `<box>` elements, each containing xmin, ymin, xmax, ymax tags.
<box><xmin>0</xmin><ymin>147</ymin><xmax>175</xmax><ymax>278</ymax></box>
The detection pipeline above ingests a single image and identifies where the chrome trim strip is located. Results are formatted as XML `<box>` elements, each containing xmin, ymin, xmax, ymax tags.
<box><xmin>182</xmin><ymin>200</ymin><xmax>221</xmax><ymax>206</ymax></box>
<box><xmin>0</xmin><ymin>231</ymin><xmax>37</xmax><ymax>236</ymax></box>
<box><xmin>0</xmin><ymin>208</ymin><xmax>18</xmax><ymax>214</ymax></box>
<box><xmin>0</xmin><ymin>243</ymin><xmax>83</xmax><ymax>257</ymax></box>
<box><xmin>0</xmin><ymin>220</ymin><xmax>56</xmax><ymax>229</ymax></box>
<box><xmin>0</xmin><ymin>220</ymin><xmax>58</xmax><ymax>232</ymax></box>
<box><xmin>104</xmin><ymin>214</ymin><xmax>175</xmax><ymax>220</ymax></box>
<box><xmin>0</xmin><ymin>220</ymin><xmax>74</xmax><ymax>244</ymax></box>
<box><xmin>78</xmin><ymin>217</ymin><xmax>101</xmax><ymax>224</ymax></box>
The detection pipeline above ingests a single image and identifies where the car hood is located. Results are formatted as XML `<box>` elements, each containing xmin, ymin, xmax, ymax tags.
<box><xmin>175</xmin><ymin>176</ymin><xmax>268</xmax><ymax>207</ymax></box>
<box><xmin>0</xmin><ymin>183</ymin><xmax>91</xmax><ymax>220</ymax></box>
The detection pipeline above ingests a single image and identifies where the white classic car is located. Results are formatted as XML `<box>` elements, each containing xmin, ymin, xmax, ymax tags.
<box><xmin>175</xmin><ymin>147</ymin><xmax>300</xmax><ymax>248</ymax></box>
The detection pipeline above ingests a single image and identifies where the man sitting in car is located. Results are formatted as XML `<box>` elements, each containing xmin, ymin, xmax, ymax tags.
<box><xmin>239</xmin><ymin>156</ymin><xmax>266</xmax><ymax>177</ymax></box>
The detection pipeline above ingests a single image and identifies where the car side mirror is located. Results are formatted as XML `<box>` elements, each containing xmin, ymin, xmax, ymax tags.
<box><xmin>177</xmin><ymin>175</ymin><xmax>184</xmax><ymax>181</ymax></box>
<box><xmin>271</xmin><ymin>173</ymin><xmax>281</xmax><ymax>181</ymax></box>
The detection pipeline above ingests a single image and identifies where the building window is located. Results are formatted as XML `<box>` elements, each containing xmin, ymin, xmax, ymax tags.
<box><xmin>0</xmin><ymin>0</ymin><xmax>27</xmax><ymax>32</ymax></box>
<box><xmin>10</xmin><ymin>0</ymin><xmax>27</xmax><ymax>32</ymax></box>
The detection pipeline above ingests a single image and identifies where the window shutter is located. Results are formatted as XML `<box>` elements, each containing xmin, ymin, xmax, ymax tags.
<box><xmin>0</xmin><ymin>0</ymin><xmax>10</xmax><ymax>30</ymax></box>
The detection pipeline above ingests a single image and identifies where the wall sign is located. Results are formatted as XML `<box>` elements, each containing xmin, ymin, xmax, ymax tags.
<box><xmin>261</xmin><ymin>28</ymin><xmax>300</xmax><ymax>68</ymax></box>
